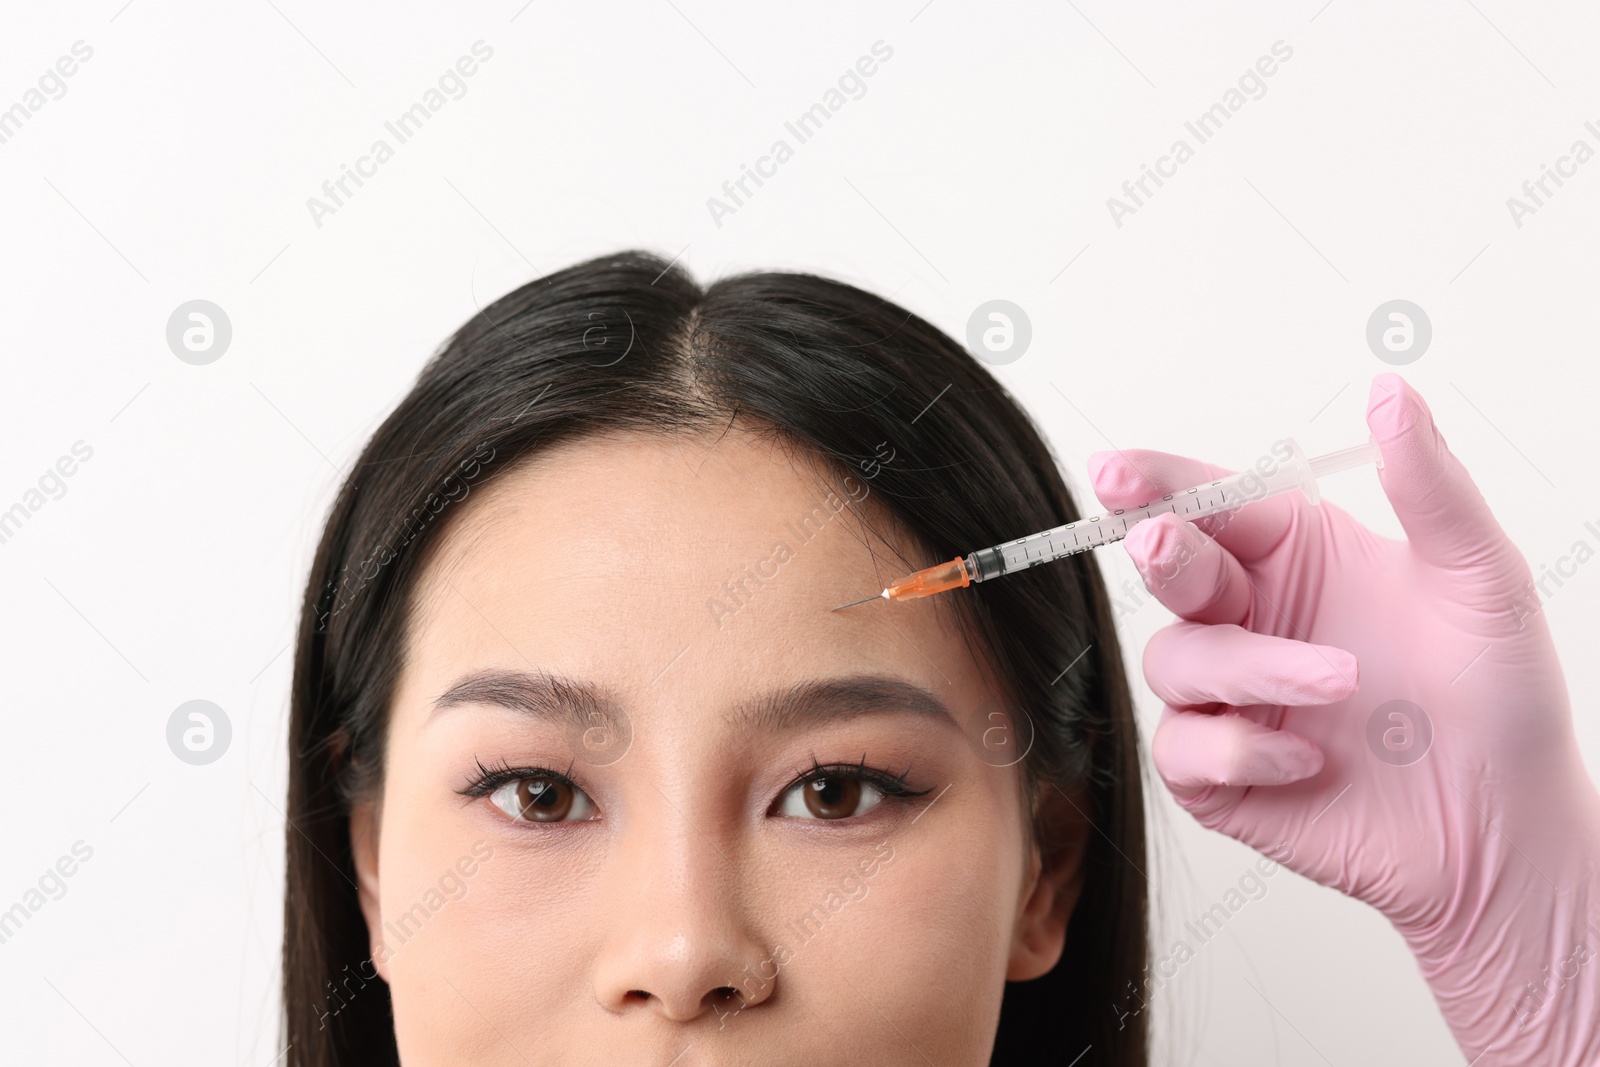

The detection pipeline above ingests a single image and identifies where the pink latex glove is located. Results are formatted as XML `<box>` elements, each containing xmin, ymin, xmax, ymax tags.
<box><xmin>1088</xmin><ymin>373</ymin><xmax>1600</xmax><ymax>1064</ymax></box>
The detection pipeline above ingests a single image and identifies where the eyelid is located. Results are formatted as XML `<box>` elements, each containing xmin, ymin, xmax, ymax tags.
<box><xmin>772</xmin><ymin>757</ymin><xmax>934</xmax><ymax>817</ymax></box>
<box><xmin>794</xmin><ymin>762</ymin><xmax>919</xmax><ymax>795</ymax></box>
<box><xmin>460</xmin><ymin>758</ymin><xmax>601</xmax><ymax>826</ymax></box>
<box><xmin>458</xmin><ymin>757</ymin><xmax>585</xmax><ymax>801</ymax></box>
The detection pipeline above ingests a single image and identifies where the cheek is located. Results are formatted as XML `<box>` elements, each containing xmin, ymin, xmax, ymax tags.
<box><xmin>775</xmin><ymin>821</ymin><xmax>1024</xmax><ymax>1060</ymax></box>
<box><xmin>377</xmin><ymin>807</ymin><xmax>602</xmax><ymax>1054</ymax></box>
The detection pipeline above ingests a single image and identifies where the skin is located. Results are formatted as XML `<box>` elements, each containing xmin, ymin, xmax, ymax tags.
<box><xmin>349</xmin><ymin>423</ymin><xmax>1087</xmax><ymax>1065</ymax></box>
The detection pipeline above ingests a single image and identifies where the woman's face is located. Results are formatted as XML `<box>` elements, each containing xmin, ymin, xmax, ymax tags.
<box><xmin>350</xmin><ymin>426</ymin><xmax>1084</xmax><ymax>1065</ymax></box>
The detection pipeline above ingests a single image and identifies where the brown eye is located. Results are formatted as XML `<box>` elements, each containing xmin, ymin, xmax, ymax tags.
<box><xmin>488</xmin><ymin>775</ymin><xmax>595</xmax><ymax>823</ymax></box>
<box><xmin>778</xmin><ymin>774</ymin><xmax>884</xmax><ymax>820</ymax></box>
<box><xmin>805</xmin><ymin>776</ymin><xmax>859</xmax><ymax>818</ymax></box>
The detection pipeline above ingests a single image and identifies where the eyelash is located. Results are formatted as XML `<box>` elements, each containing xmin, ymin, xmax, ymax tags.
<box><xmin>457</xmin><ymin>756</ymin><xmax>579</xmax><ymax>801</ymax></box>
<box><xmin>787</xmin><ymin>755</ymin><xmax>934</xmax><ymax>809</ymax></box>
<box><xmin>455</xmin><ymin>755</ymin><xmax>934</xmax><ymax>819</ymax></box>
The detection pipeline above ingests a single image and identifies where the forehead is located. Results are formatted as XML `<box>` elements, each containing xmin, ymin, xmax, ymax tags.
<box><xmin>398</xmin><ymin>425</ymin><xmax>1002</xmax><ymax>729</ymax></box>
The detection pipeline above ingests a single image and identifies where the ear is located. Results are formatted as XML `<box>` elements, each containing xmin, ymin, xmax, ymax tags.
<box><xmin>349</xmin><ymin>800</ymin><xmax>391</xmax><ymax>982</ymax></box>
<box><xmin>1006</xmin><ymin>784</ymin><xmax>1090</xmax><ymax>981</ymax></box>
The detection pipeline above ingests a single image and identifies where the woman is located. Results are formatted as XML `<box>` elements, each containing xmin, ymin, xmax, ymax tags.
<box><xmin>280</xmin><ymin>250</ymin><xmax>1600</xmax><ymax>1064</ymax></box>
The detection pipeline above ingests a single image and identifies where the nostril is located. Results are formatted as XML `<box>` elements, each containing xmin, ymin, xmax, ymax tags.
<box><xmin>711</xmin><ymin>986</ymin><xmax>738</xmax><ymax>1000</ymax></box>
<box><xmin>625</xmin><ymin>989</ymin><xmax>650</xmax><ymax>1003</ymax></box>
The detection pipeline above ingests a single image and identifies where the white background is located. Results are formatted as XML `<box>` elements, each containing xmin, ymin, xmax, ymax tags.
<box><xmin>2</xmin><ymin>1</ymin><xmax>1597</xmax><ymax>1063</ymax></box>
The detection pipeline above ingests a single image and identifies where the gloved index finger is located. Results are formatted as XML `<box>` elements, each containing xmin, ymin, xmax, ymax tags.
<box><xmin>1124</xmin><ymin>511</ymin><xmax>1254</xmax><ymax>627</ymax></box>
<box><xmin>1086</xmin><ymin>446</ymin><xmax>1301</xmax><ymax>565</ymax></box>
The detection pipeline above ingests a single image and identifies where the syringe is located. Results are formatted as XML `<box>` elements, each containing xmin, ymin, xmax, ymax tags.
<box><xmin>832</xmin><ymin>435</ymin><xmax>1383</xmax><ymax>610</ymax></box>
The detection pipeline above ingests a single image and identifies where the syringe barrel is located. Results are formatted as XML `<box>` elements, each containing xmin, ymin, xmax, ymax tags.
<box><xmin>1213</xmin><ymin>435</ymin><xmax>1381</xmax><ymax>509</ymax></box>
<box><xmin>976</xmin><ymin>513</ymin><xmax>1132</xmax><ymax>579</ymax></box>
<box><xmin>1212</xmin><ymin>437</ymin><xmax>1321</xmax><ymax>507</ymax></box>
<box><xmin>975</xmin><ymin>450</ymin><xmax>1310</xmax><ymax>582</ymax></box>
<box><xmin>964</xmin><ymin>435</ymin><xmax>1381</xmax><ymax>585</ymax></box>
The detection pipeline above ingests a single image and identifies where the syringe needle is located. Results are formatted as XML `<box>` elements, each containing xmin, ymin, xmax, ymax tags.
<box><xmin>831</xmin><ymin>591</ymin><xmax>887</xmax><ymax>612</ymax></box>
<box><xmin>833</xmin><ymin>556</ymin><xmax>976</xmax><ymax>610</ymax></box>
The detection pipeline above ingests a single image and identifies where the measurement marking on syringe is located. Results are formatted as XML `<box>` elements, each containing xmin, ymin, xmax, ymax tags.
<box><xmin>900</xmin><ymin>438</ymin><xmax>1384</xmax><ymax>607</ymax></box>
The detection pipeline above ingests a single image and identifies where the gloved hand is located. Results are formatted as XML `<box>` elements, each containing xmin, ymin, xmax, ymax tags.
<box><xmin>1087</xmin><ymin>373</ymin><xmax>1600</xmax><ymax>1064</ymax></box>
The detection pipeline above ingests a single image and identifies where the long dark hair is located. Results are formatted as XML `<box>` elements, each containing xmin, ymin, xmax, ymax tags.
<box><xmin>282</xmin><ymin>250</ymin><xmax>1147</xmax><ymax>1065</ymax></box>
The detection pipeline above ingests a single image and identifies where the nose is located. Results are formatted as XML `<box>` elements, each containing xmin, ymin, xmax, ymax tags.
<box><xmin>592</xmin><ymin>819</ymin><xmax>776</xmax><ymax>1023</ymax></box>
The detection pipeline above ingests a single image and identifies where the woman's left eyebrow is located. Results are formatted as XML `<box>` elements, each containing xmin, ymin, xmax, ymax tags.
<box><xmin>725</xmin><ymin>675</ymin><xmax>961</xmax><ymax>734</ymax></box>
<box><xmin>425</xmin><ymin>668</ymin><xmax>959</xmax><ymax>735</ymax></box>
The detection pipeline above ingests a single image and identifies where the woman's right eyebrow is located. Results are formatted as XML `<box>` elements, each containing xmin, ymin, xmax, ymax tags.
<box><xmin>427</xmin><ymin>668</ymin><xmax>621</xmax><ymax>735</ymax></box>
<box><xmin>425</xmin><ymin>668</ymin><xmax>959</xmax><ymax>735</ymax></box>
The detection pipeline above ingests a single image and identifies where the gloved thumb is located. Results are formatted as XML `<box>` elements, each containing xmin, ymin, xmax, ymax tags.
<box><xmin>1366</xmin><ymin>373</ymin><xmax>1520</xmax><ymax>584</ymax></box>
